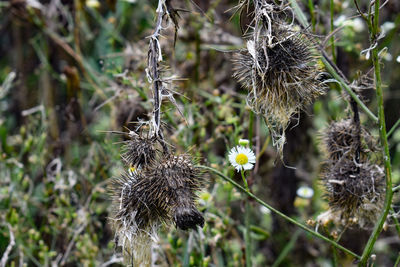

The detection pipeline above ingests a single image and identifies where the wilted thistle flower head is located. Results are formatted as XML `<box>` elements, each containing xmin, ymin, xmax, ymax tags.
<box><xmin>150</xmin><ymin>154</ymin><xmax>205</xmax><ymax>230</ymax></box>
<box><xmin>321</xmin><ymin>119</ymin><xmax>385</xmax><ymax>228</ymax></box>
<box><xmin>323</xmin><ymin>160</ymin><xmax>385</xmax><ymax>228</ymax></box>
<box><xmin>110</xmin><ymin>150</ymin><xmax>205</xmax><ymax>264</ymax></box>
<box><xmin>232</xmin><ymin>21</ymin><xmax>326</xmax><ymax>154</ymax></box>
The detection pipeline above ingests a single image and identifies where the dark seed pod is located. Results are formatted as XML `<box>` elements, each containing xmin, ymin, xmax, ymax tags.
<box><xmin>232</xmin><ymin>22</ymin><xmax>326</xmax><ymax>154</ymax></box>
<box><xmin>121</xmin><ymin>133</ymin><xmax>157</xmax><ymax>167</ymax></box>
<box><xmin>173</xmin><ymin>189</ymin><xmax>204</xmax><ymax>230</ymax></box>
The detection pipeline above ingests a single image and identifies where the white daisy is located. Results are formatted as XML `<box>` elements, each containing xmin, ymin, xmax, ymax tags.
<box><xmin>228</xmin><ymin>146</ymin><xmax>256</xmax><ymax>172</ymax></box>
<box><xmin>296</xmin><ymin>186</ymin><xmax>314</xmax><ymax>199</ymax></box>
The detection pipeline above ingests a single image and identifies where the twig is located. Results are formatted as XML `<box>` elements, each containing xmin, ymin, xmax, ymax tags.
<box><xmin>198</xmin><ymin>165</ymin><xmax>361</xmax><ymax>259</ymax></box>
<box><xmin>0</xmin><ymin>224</ymin><xmax>15</xmax><ymax>267</ymax></box>
<box><xmin>59</xmin><ymin>222</ymin><xmax>87</xmax><ymax>266</ymax></box>
<box><xmin>99</xmin><ymin>255</ymin><xmax>124</xmax><ymax>267</ymax></box>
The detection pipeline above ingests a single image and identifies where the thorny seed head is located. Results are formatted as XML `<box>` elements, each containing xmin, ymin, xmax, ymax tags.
<box><xmin>320</xmin><ymin>119</ymin><xmax>384</xmax><ymax>228</ymax></box>
<box><xmin>148</xmin><ymin>154</ymin><xmax>205</xmax><ymax>230</ymax></box>
<box><xmin>109</xmin><ymin>153</ymin><xmax>205</xmax><ymax>262</ymax></box>
<box><xmin>322</xmin><ymin>159</ymin><xmax>385</xmax><ymax>228</ymax></box>
<box><xmin>121</xmin><ymin>133</ymin><xmax>157</xmax><ymax>167</ymax></box>
<box><xmin>232</xmin><ymin>21</ymin><xmax>326</xmax><ymax>155</ymax></box>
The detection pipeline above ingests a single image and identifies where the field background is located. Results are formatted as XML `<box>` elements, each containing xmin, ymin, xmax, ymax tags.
<box><xmin>1</xmin><ymin>0</ymin><xmax>400</xmax><ymax>266</ymax></box>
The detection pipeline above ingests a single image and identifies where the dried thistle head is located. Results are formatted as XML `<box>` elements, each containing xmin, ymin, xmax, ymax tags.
<box><xmin>121</xmin><ymin>132</ymin><xmax>157</xmax><ymax>167</ymax></box>
<box><xmin>109</xmin><ymin>153</ymin><xmax>205</xmax><ymax>263</ymax></box>
<box><xmin>322</xmin><ymin>119</ymin><xmax>358</xmax><ymax>161</ymax></box>
<box><xmin>148</xmin><ymin>154</ymin><xmax>205</xmax><ymax>230</ymax></box>
<box><xmin>320</xmin><ymin>118</ymin><xmax>384</xmax><ymax>228</ymax></box>
<box><xmin>322</xmin><ymin>119</ymin><xmax>377</xmax><ymax>161</ymax></box>
<box><xmin>109</xmin><ymin>170</ymin><xmax>164</xmax><ymax>265</ymax></box>
<box><xmin>232</xmin><ymin>22</ymin><xmax>326</xmax><ymax>154</ymax></box>
<box><xmin>322</xmin><ymin>159</ymin><xmax>385</xmax><ymax>228</ymax></box>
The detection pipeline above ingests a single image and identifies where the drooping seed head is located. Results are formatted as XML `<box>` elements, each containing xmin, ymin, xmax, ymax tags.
<box><xmin>232</xmin><ymin>22</ymin><xmax>326</xmax><ymax>154</ymax></box>
<box><xmin>322</xmin><ymin>159</ymin><xmax>385</xmax><ymax>228</ymax></box>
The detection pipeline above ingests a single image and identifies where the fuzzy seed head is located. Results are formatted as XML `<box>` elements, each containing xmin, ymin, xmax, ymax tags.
<box><xmin>322</xmin><ymin>119</ymin><xmax>377</xmax><ymax>161</ymax></box>
<box><xmin>323</xmin><ymin>160</ymin><xmax>385</xmax><ymax>228</ymax></box>
<box><xmin>232</xmin><ymin>23</ymin><xmax>326</xmax><ymax>154</ymax></box>
<box><xmin>109</xmin><ymin>153</ymin><xmax>205</xmax><ymax>262</ymax></box>
<box><xmin>149</xmin><ymin>154</ymin><xmax>205</xmax><ymax>230</ymax></box>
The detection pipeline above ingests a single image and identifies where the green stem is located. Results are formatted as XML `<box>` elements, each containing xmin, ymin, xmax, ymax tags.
<box><xmin>241</xmin><ymin>169</ymin><xmax>249</xmax><ymax>191</ymax></box>
<box><xmin>321</xmin><ymin>56</ymin><xmax>378</xmax><ymax>123</ymax></box>
<box><xmin>308</xmin><ymin>0</ymin><xmax>316</xmax><ymax>32</ymax></box>
<box><xmin>245</xmin><ymin>201</ymin><xmax>252</xmax><ymax>267</ymax></box>
<box><xmin>198</xmin><ymin>165</ymin><xmax>361</xmax><ymax>259</ymax></box>
<box><xmin>241</xmin><ymin>169</ymin><xmax>252</xmax><ymax>267</ymax></box>
<box><xmin>390</xmin><ymin>207</ymin><xmax>400</xmax><ymax>238</ymax></box>
<box><xmin>387</xmin><ymin>117</ymin><xmax>400</xmax><ymax>137</ymax></box>
<box><xmin>271</xmin><ymin>229</ymin><xmax>301</xmax><ymax>267</ymax></box>
<box><xmin>359</xmin><ymin>0</ymin><xmax>394</xmax><ymax>265</ymax></box>
<box><xmin>288</xmin><ymin>0</ymin><xmax>378</xmax><ymax>123</ymax></box>
<box><xmin>394</xmin><ymin>252</ymin><xmax>400</xmax><ymax>267</ymax></box>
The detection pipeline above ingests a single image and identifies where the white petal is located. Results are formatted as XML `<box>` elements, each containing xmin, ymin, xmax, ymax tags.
<box><xmin>243</xmin><ymin>163</ymin><xmax>254</xmax><ymax>170</ymax></box>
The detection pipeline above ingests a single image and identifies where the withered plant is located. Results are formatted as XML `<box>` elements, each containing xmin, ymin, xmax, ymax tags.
<box><xmin>232</xmin><ymin>0</ymin><xmax>326</xmax><ymax>155</ymax></box>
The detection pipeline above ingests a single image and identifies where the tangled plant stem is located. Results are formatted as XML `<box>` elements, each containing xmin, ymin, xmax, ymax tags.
<box><xmin>198</xmin><ymin>165</ymin><xmax>361</xmax><ymax>260</ymax></box>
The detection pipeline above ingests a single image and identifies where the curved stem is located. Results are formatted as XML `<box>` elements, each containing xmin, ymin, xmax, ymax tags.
<box><xmin>198</xmin><ymin>165</ymin><xmax>361</xmax><ymax>259</ymax></box>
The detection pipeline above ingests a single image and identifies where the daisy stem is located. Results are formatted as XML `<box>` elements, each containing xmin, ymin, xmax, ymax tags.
<box><xmin>198</xmin><ymin>165</ymin><xmax>361</xmax><ymax>260</ymax></box>
<box><xmin>241</xmin><ymin>169</ymin><xmax>252</xmax><ymax>267</ymax></box>
<box><xmin>241</xmin><ymin>169</ymin><xmax>250</xmax><ymax>191</ymax></box>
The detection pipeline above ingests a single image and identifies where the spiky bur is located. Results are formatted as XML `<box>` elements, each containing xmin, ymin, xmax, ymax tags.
<box><xmin>149</xmin><ymin>154</ymin><xmax>205</xmax><ymax>230</ymax></box>
<box><xmin>323</xmin><ymin>160</ymin><xmax>385</xmax><ymax>228</ymax></box>
<box><xmin>121</xmin><ymin>133</ymin><xmax>157</xmax><ymax>167</ymax></box>
<box><xmin>232</xmin><ymin>22</ymin><xmax>326</xmax><ymax>155</ymax></box>
<box><xmin>109</xmin><ymin>153</ymin><xmax>205</xmax><ymax>264</ymax></box>
<box><xmin>320</xmin><ymin>119</ymin><xmax>384</xmax><ymax>228</ymax></box>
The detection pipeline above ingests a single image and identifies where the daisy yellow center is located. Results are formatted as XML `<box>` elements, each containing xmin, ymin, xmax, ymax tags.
<box><xmin>235</xmin><ymin>153</ymin><xmax>248</xmax><ymax>165</ymax></box>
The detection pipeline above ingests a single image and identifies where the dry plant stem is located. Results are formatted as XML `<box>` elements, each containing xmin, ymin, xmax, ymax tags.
<box><xmin>288</xmin><ymin>0</ymin><xmax>378</xmax><ymax>123</ymax></box>
<box><xmin>199</xmin><ymin>165</ymin><xmax>361</xmax><ymax>259</ymax></box>
<box><xmin>149</xmin><ymin>2</ymin><xmax>165</xmax><ymax>135</ymax></box>
<box><xmin>0</xmin><ymin>224</ymin><xmax>15</xmax><ymax>267</ymax></box>
<box><xmin>359</xmin><ymin>0</ymin><xmax>393</xmax><ymax>264</ymax></box>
